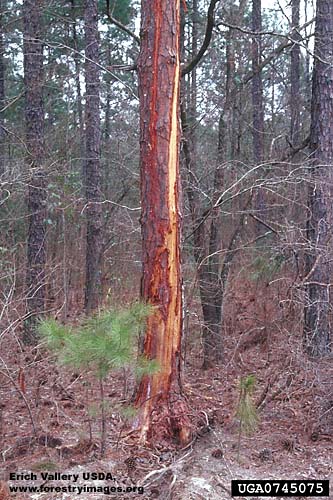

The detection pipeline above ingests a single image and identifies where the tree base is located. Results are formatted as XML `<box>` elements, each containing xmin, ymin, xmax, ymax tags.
<box><xmin>136</xmin><ymin>392</ymin><xmax>192</xmax><ymax>448</ymax></box>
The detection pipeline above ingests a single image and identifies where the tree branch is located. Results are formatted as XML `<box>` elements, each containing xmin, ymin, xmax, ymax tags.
<box><xmin>278</xmin><ymin>135</ymin><xmax>310</xmax><ymax>162</ymax></box>
<box><xmin>243</xmin><ymin>39</ymin><xmax>293</xmax><ymax>85</ymax></box>
<box><xmin>241</xmin><ymin>18</ymin><xmax>314</xmax><ymax>85</ymax></box>
<box><xmin>105</xmin><ymin>0</ymin><xmax>140</xmax><ymax>45</ymax></box>
<box><xmin>181</xmin><ymin>0</ymin><xmax>220</xmax><ymax>77</ymax></box>
<box><xmin>248</xmin><ymin>213</ymin><xmax>279</xmax><ymax>235</ymax></box>
<box><xmin>217</xmin><ymin>17</ymin><xmax>314</xmax><ymax>39</ymax></box>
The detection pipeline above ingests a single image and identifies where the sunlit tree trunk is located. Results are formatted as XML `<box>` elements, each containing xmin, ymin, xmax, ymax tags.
<box><xmin>134</xmin><ymin>0</ymin><xmax>191</xmax><ymax>446</ymax></box>
<box><xmin>23</xmin><ymin>0</ymin><xmax>46</xmax><ymax>343</ymax></box>
<box><xmin>84</xmin><ymin>0</ymin><xmax>103</xmax><ymax>314</ymax></box>
<box><xmin>304</xmin><ymin>0</ymin><xmax>333</xmax><ymax>357</ymax></box>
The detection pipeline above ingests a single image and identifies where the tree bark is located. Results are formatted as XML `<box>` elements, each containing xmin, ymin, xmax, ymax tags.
<box><xmin>134</xmin><ymin>0</ymin><xmax>191</xmax><ymax>446</ymax></box>
<box><xmin>23</xmin><ymin>0</ymin><xmax>46</xmax><ymax>344</ymax></box>
<box><xmin>84</xmin><ymin>0</ymin><xmax>103</xmax><ymax>314</ymax></box>
<box><xmin>304</xmin><ymin>0</ymin><xmax>333</xmax><ymax>357</ymax></box>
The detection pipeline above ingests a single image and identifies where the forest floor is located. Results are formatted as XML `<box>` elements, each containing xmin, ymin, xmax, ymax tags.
<box><xmin>0</xmin><ymin>276</ymin><xmax>332</xmax><ymax>499</ymax></box>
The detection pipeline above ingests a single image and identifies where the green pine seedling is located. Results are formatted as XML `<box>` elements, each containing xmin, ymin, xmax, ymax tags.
<box><xmin>236</xmin><ymin>374</ymin><xmax>259</xmax><ymax>461</ymax></box>
<box><xmin>31</xmin><ymin>460</ymin><xmax>59</xmax><ymax>472</ymax></box>
<box><xmin>38</xmin><ymin>302</ymin><xmax>157</xmax><ymax>456</ymax></box>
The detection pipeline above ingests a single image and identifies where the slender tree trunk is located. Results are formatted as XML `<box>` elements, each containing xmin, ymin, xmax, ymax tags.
<box><xmin>181</xmin><ymin>104</ymin><xmax>215</xmax><ymax>365</ymax></box>
<box><xmin>188</xmin><ymin>0</ymin><xmax>223</xmax><ymax>364</ymax></box>
<box><xmin>200</xmin><ymin>27</ymin><xmax>238</xmax><ymax>366</ymax></box>
<box><xmin>84</xmin><ymin>0</ymin><xmax>103</xmax><ymax>314</ymax></box>
<box><xmin>304</xmin><ymin>0</ymin><xmax>312</xmax><ymax>101</ymax></box>
<box><xmin>104</xmin><ymin>33</ymin><xmax>112</xmax><ymax>141</ymax></box>
<box><xmin>231</xmin><ymin>0</ymin><xmax>247</xmax><ymax>162</ymax></box>
<box><xmin>252</xmin><ymin>0</ymin><xmax>264</xmax><ymax>163</ymax></box>
<box><xmin>290</xmin><ymin>0</ymin><xmax>301</xmax><ymax>145</ymax></box>
<box><xmin>182</xmin><ymin>1</ymin><xmax>248</xmax><ymax>368</ymax></box>
<box><xmin>71</xmin><ymin>0</ymin><xmax>84</xmax><ymax>156</ymax></box>
<box><xmin>0</xmin><ymin>0</ymin><xmax>5</xmax><ymax>176</ymax></box>
<box><xmin>23</xmin><ymin>0</ymin><xmax>46</xmax><ymax>343</ymax></box>
<box><xmin>304</xmin><ymin>0</ymin><xmax>333</xmax><ymax>357</ymax></box>
<box><xmin>189</xmin><ymin>0</ymin><xmax>198</xmax><ymax>157</ymax></box>
<box><xmin>134</xmin><ymin>0</ymin><xmax>191</xmax><ymax>446</ymax></box>
<box><xmin>217</xmin><ymin>25</ymin><xmax>234</xmax><ymax>165</ymax></box>
<box><xmin>201</xmin><ymin>3</ymin><xmax>245</xmax><ymax>367</ymax></box>
<box><xmin>252</xmin><ymin>0</ymin><xmax>265</xmax><ymax>228</ymax></box>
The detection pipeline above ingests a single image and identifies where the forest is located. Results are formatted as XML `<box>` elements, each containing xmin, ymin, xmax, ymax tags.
<box><xmin>0</xmin><ymin>0</ymin><xmax>332</xmax><ymax>499</ymax></box>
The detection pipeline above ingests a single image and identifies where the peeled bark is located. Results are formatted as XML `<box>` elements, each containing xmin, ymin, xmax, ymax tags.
<box><xmin>304</xmin><ymin>0</ymin><xmax>333</xmax><ymax>357</ymax></box>
<box><xmin>84</xmin><ymin>0</ymin><xmax>103</xmax><ymax>314</ymax></box>
<box><xmin>134</xmin><ymin>0</ymin><xmax>191</xmax><ymax>446</ymax></box>
<box><xmin>23</xmin><ymin>0</ymin><xmax>46</xmax><ymax>344</ymax></box>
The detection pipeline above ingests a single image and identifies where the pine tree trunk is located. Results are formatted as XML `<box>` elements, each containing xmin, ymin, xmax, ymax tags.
<box><xmin>134</xmin><ymin>0</ymin><xmax>191</xmax><ymax>446</ymax></box>
<box><xmin>304</xmin><ymin>0</ymin><xmax>333</xmax><ymax>357</ymax></box>
<box><xmin>23</xmin><ymin>0</ymin><xmax>46</xmax><ymax>344</ymax></box>
<box><xmin>84</xmin><ymin>0</ymin><xmax>103</xmax><ymax>314</ymax></box>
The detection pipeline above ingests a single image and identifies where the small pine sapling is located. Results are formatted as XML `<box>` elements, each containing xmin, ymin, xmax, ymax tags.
<box><xmin>38</xmin><ymin>302</ymin><xmax>157</xmax><ymax>456</ymax></box>
<box><xmin>236</xmin><ymin>374</ymin><xmax>259</xmax><ymax>461</ymax></box>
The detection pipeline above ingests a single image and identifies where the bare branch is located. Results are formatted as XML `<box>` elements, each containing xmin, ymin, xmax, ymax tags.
<box><xmin>248</xmin><ymin>213</ymin><xmax>279</xmax><ymax>235</ymax></box>
<box><xmin>217</xmin><ymin>17</ymin><xmax>314</xmax><ymax>39</ymax></box>
<box><xmin>105</xmin><ymin>0</ymin><xmax>140</xmax><ymax>45</ymax></box>
<box><xmin>241</xmin><ymin>18</ymin><xmax>315</xmax><ymax>85</ymax></box>
<box><xmin>181</xmin><ymin>0</ymin><xmax>220</xmax><ymax>77</ymax></box>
